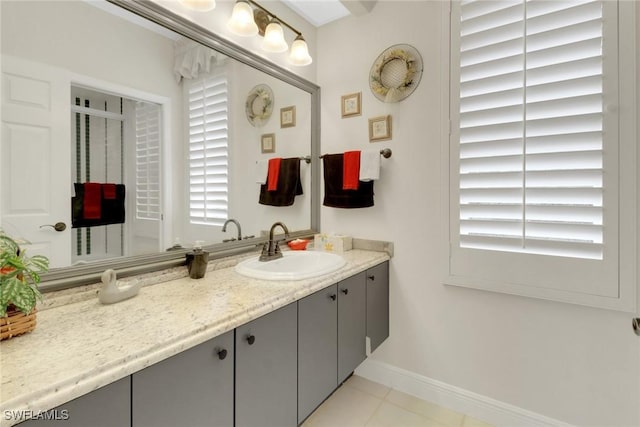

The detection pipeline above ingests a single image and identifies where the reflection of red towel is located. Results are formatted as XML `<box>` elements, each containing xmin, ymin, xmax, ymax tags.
<box><xmin>343</xmin><ymin>151</ymin><xmax>361</xmax><ymax>190</ymax></box>
<box><xmin>83</xmin><ymin>182</ymin><xmax>101</xmax><ymax>219</ymax></box>
<box><xmin>267</xmin><ymin>158</ymin><xmax>282</xmax><ymax>191</ymax></box>
<box><xmin>102</xmin><ymin>183</ymin><xmax>116</xmax><ymax>200</ymax></box>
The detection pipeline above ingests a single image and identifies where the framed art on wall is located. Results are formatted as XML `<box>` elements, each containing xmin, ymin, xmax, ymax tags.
<box><xmin>369</xmin><ymin>115</ymin><xmax>392</xmax><ymax>141</ymax></box>
<box><xmin>341</xmin><ymin>92</ymin><xmax>361</xmax><ymax>118</ymax></box>
<box><xmin>280</xmin><ymin>106</ymin><xmax>296</xmax><ymax>128</ymax></box>
<box><xmin>261</xmin><ymin>133</ymin><xmax>275</xmax><ymax>153</ymax></box>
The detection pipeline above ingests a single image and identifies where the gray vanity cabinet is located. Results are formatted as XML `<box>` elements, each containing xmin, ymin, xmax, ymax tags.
<box><xmin>366</xmin><ymin>261</ymin><xmax>389</xmax><ymax>353</ymax></box>
<box><xmin>17</xmin><ymin>261</ymin><xmax>389</xmax><ymax>427</ymax></box>
<box><xmin>18</xmin><ymin>376</ymin><xmax>131</xmax><ymax>427</ymax></box>
<box><xmin>131</xmin><ymin>330</ymin><xmax>234</xmax><ymax>427</ymax></box>
<box><xmin>337</xmin><ymin>271</ymin><xmax>367</xmax><ymax>384</ymax></box>
<box><xmin>235</xmin><ymin>302</ymin><xmax>297</xmax><ymax>427</ymax></box>
<box><xmin>297</xmin><ymin>284</ymin><xmax>338</xmax><ymax>423</ymax></box>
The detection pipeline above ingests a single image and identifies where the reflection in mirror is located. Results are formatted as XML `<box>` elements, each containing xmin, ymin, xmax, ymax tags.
<box><xmin>1</xmin><ymin>0</ymin><xmax>315</xmax><ymax>279</ymax></box>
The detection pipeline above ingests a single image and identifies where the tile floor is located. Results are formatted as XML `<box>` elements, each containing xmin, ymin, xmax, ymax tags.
<box><xmin>302</xmin><ymin>375</ymin><xmax>494</xmax><ymax>427</ymax></box>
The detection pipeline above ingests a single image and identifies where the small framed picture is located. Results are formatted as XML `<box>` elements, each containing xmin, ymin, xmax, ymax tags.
<box><xmin>261</xmin><ymin>133</ymin><xmax>275</xmax><ymax>153</ymax></box>
<box><xmin>369</xmin><ymin>115</ymin><xmax>392</xmax><ymax>142</ymax></box>
<box><xmin>341</xmin><ymin>92</ymin><xmax>361</xmax><ymax>118</ymax></box>
<box><xmin>280</xmin><ymin>106</ymin><xmax>296</xmax><ymax>128</ymax></box>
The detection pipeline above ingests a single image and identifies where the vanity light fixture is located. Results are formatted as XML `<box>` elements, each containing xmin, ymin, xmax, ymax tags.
<box><xmin>227</xmin><ymin>0</ymin><xmax>259</xmax><ymax>36</ymax></box>
<box><xmin>289</xmin><ymin>34</ymin><xmax>312</xmax><ymax>66</ymax></box>
<box><xmin>262</xmin><ymin>19</ymin><xmax>289</xmax><ymax>52</ymax></box>
<box><xmin>179</xmin><ymin>0</ymin><xmax>216</xmax><ymax>12</ymax></box>
<box><xmin>227</xmin><ymin>0</ymin><xmax>313</xmax><ymax>66</ymax></box>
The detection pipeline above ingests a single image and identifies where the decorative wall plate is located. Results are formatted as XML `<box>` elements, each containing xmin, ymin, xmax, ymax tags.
<box><xmin>245</xmin><ymin>84</ymin><xmax>274</xmax><ymax>127</ymax></box>
<box><xmin>369</xmin><ymin>44</ymin><xmax>423</xmax><ymax>103</ymax></box>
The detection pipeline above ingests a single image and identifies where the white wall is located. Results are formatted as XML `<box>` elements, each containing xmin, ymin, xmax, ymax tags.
<box><xmin>317</xmin><ymin>2</ymin><xmax>640</xmax><ymax>426</ymax></box>
<box><xmin>152</xmin><ymin>0</ymin><xmax>318</xmax><ymax>83</ymax></box>
<box><xmin>20</xmin><ymin>0</ymin><xmax>635</xmax><ymax>424</ymax></box>
<box><xmin>181</xmin><ymin>60</ymin><xmax>312</xmax><ymax>244</ymax></box>
<box><xmin>2</xmin><ymin>0</ymin><xmax>182</xmax><ymax>255</ymax></box>
<box><xmin>228</xmin><ymin>62</ymin><xmax>312</xmax><ymax>236</ymax></box>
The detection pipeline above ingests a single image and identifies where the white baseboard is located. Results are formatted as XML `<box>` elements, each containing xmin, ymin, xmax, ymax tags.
<box><xmin>354</xmin><ymin>359</ymin><xmax>573</xmax><ymax>427</ymax></box>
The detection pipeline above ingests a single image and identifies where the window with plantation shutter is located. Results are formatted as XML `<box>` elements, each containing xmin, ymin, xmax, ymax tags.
<box><xmin>448</xmin><ymin>0</ymin><xmax>638</xmax><ymax>310</ymax></box>
<box><xmin>135</xmin><ymin>101</ymin><xmax>161</xmax><ymax>220</ymax></box>
<box><xmin>187</xmin><ymin>73</ymin><xmax>229</xmax><ymax>226</ymax></box>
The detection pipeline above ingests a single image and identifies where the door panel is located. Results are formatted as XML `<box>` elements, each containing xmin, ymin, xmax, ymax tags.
<box><xmin>298</xmin><ymin>285</ymin><xmax>338</xmax><ymax>423</ymax></box>
<box><xmin>338</xmin><ymin>272</ymin><xmax>366</xmax><ymax>384</ymax></box>
<box><xmin>235</xmin><ymin>303</ymin><xmax>297</xmax><ymax>427</ymax></box>
<box><xmin>1</xmin><ymin>55</ymin><xmax>71</xmax><ymax>267</ymax></box>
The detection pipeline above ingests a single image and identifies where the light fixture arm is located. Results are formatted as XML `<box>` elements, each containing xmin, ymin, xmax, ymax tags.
<box><xmin>247</xmin><ymin>0</ymin><xmax>302</xmax><ymax>37</ymax></box>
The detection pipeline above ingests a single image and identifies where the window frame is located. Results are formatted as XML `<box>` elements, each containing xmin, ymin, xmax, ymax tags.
<box><xmin>443</xmin><ymin>0</ymin><xmax>637</xmax><ymax>312</ymax></box>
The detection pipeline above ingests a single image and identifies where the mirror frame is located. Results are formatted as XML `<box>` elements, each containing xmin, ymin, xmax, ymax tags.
<box><xmin>39</xmin><ymin>0</ymin><xmax>320</xmax><ymax>291</ymax></box>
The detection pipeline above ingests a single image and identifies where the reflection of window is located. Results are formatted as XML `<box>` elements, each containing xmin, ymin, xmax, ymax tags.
<box><xmin>187</xmin><ymin>73</ymin><xmax>229</xmax><ymax>226</ymax></box>
<box><xmin>135</xmin><ymin>101</ymin><xmax>161</xmax><ymax>220</ymax></box>
<box><xmin>447</xmin><ymin>0</ymin><xmax>636</xmax><ymax>308</ymax></box>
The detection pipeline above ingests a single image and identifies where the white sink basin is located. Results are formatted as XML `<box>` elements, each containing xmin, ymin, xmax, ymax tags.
<box><xmin>235</xmin><ymin>251</ymin><xmax>346</xmax><ymax>281</ymax></box>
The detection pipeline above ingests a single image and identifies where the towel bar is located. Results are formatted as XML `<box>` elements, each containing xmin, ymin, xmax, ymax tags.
<box><xmin>320</xmin><ymin>148</ymin><xmax>392</xmax><ymax>159</ymax></box>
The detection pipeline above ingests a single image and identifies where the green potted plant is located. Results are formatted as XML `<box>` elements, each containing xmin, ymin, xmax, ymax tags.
<box><xmin>0</xmin><ymin>232</ymin><xmax>49</xmax><ymax>340</ymax></box>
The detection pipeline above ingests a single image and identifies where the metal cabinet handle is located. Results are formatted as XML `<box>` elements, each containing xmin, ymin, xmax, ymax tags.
<box><xmin>329</xmin><ymin>294</ymin><xmax>337</xmax><ymax>301</ymax></box>
<box><xmin>246</xmin><ymin>334</ymin><xmax>256</xmax><ymax>345</ymax></box>
<box><xmin>217</xmin><ymin>349</ymin><xmax>228</xmax><ymax>360</ymax></box>
<box><xmin>633</xmin><ymin>318</ymin><xmax>640</xmax><ymax>336</ymax></box>
<box><xmin>39</xmin><ymin>222</ymin><xmax>67</xmax><ymax>232</ymax></box>
<box><xmin>368</xmin><ymin>275</ymin><xmax>375</xmax><ymax>281</ymax></box>
<box><xmin>341</xmin><ymin>288</ymin><xmax>349</xmax><ymax>295</ymax></box>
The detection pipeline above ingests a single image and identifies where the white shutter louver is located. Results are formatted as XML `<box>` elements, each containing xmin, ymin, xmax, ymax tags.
<box><xmin>458</xmin><ymin>0</ymin><xmax>605</xmax><ymax>260</ymax></box>
<box><xmin>188</xmin><ymin>74</ymin><xmax>229</xmax><ymax>226</ymax></box>
<box><xmin>135</xmin><ymin>101</ymin><xmax>162</xmax><ymax>220</ymax></box>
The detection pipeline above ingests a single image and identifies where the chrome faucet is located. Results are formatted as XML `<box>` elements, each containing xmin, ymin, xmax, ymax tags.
<box><xmin>259</xmin><ymin>222</ymin><xmax>289</xmax><ymax>261</ymax></box>
<box><xmin>222</xmin><ymin>219</ymin><xmax>242</xmax><ymax>242</ymax></box>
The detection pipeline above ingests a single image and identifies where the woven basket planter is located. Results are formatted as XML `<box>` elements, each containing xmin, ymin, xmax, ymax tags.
<box><xmin>1</xmin><ymin>306</ymin><xmax>37</xmax><ymax>341</ymax></box>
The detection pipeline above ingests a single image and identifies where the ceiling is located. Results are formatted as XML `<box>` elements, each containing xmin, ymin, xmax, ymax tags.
<box><xmin>280</xmin><ymin>0</ymin><xmax>376</xmax><ymax>27</ymax></box>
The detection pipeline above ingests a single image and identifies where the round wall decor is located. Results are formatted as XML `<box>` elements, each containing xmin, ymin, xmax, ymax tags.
<box><xmin>245</xmin><ymin>84</ymin><xmax>274</xmax><ymax>127</ymax></box>
<box><xmin>369</xmin><ymin>44</ymin><xmax>423</xmax><ymax>103</ymax></box>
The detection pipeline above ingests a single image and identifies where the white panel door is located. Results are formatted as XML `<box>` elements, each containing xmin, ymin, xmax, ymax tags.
<box><xmin>1</xmin><ymin>55</ymin><xmax>71</xmax><ymax>267</ymax></box>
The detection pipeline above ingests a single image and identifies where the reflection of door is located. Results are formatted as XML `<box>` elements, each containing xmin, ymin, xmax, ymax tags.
<box><xmin>1</xmin><ymin>55</ymin><xmax>71</xmax><ymax>267</ymax></box>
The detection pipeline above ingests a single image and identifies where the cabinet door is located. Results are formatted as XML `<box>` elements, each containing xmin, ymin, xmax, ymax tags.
<box><xmin>235</xmin><ymin>302</ymin><xmax>297</xmax><ymax>427</ymax></box>
<box><xmin>298</xmin><ymin>284</ymin><xmax>338</xmax><ymax>423</ymax></box>
<box><xmin>366</xmin><ymin>261</ymin><xmax>389</xmax><ymax>353</ymax></box>
<box><xmin>337</xmin><ymin>271</ymin><xmax>367</xmax><ymax>384</ymax></box>
<box><xmin>132</xmin><ymin>331</ymin><xmax>234</xmax><ymax>427</ymax></box>
<box><xmin>18</xmin><ymin>376</ymin><xmax>130</xmax><ymax>427</ymax></box>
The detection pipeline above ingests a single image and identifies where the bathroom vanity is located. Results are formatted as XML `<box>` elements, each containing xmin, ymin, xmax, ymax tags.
<box><xmin>1</xmin><ymin>249</ymin><xmax>389</xmax><ymax>427</ymax></box>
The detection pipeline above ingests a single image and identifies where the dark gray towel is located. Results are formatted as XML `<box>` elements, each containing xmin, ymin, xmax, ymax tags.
<box><xmin>72</xmin><ymin>183</ymin><xmax>126</xmax><ymax>228</ymax></box>
<box><xmin>259</xmin><ymin>158</ymin><xmax>303</xmax><ymax>206</ymax></box>
<box><xmin>322</xmin><ymin>154</ymin><xmax>374</xmax><ymax>208</ymax></box>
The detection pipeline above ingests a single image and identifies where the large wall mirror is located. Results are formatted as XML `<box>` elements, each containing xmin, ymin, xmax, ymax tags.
<box><xmin>1</xmin><ymin>0</ymin><xmax>320</xmax><ymax>290</ymax></box>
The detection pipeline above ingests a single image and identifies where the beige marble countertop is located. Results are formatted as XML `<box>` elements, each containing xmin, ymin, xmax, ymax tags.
<box><xmin>0</xmin><ymin>248</ymin><xmax>389</xmax><ymax>427</ymax></box>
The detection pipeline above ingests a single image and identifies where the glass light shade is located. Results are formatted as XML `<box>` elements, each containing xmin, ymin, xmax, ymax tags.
<box><xmin>289</xmin><ymin>35</ymin><xmax>312</xmax><ymax>66</ymax></box>
<box><xmin>227</xmin><ymin>1</ymin><xmax>259</xmax><ymax>37</ymax></box>
<box><xmin>179</xmin><ymin>0</ymin><xmax>216</xmax><ymax>12</ymax></box>
<box><xmin>262</xmin><ymin>21</ymin><xmax>288</xmax><ymax>53</ymax></box>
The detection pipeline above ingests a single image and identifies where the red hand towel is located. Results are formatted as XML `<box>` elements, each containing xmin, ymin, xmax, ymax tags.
<box><xmin>83</xmin><ymin>182</ymin><xmax>102</xmax><ymax>219</ymax></box>
<box><xmin>102</xmin><ymin>183</ymin><xmax>117</xmax><ymax>200</ymax></box>
<box><xmin>267</xmin><ymin>158</ymin><xmax>282</xmax><ymax>191</ymax></box>
<box><xmin>342</xmin><ymin>151</ymin><xmax>361</xmax><ymax>190</ymax></box>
